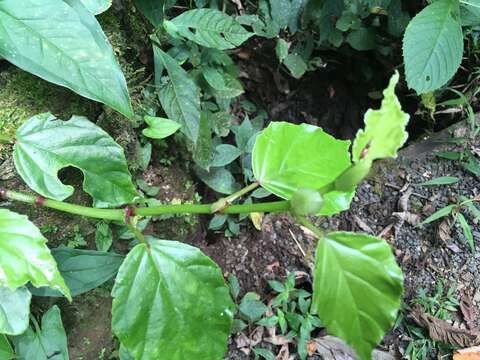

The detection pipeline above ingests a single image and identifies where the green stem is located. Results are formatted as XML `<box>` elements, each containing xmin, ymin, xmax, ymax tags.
<box><xmin>1</xmin><ymin>189</ymin><xmax>291</xmax><ymax>220</ymax></box>
<box><xmin>225</xmin><ymin>182</ymin><xmax>259</xmax><ymax>203</ymax></box>
<box><xmin>126</xmin><ymin>222</ymin><xmax>148</xmax><ymax>246</ymax></box>
<box><xmin>295</xmin><ymin>215</ymin><xmax>324</xmax><ymax>240</ymax></box>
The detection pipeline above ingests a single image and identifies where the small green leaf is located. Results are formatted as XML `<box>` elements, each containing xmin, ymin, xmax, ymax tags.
<box><xmin>252</xmin><ymin>121</ymin><xmax>352</xmax><ymax>215</ymax></box>
<box><xmin>0</xmin><ymin>209</ymin><xmax>70</xmax><ymax>300</ymax></box>
<box><xmin>403</xmin><ymin>0</ymin><xmax>463</xmax><ymax>93</ymax></box>
<box><xmin>203</xmin><ymin>68</ymin><xmax>244</xmax><ymax>99</ymax></box>
<box><xmin>154</xmin><ymin>45</ymin><xmax>201</xmax><ymax>143</ymax></box>
<box><xmin>283</xmin><ymin>53</ymin><xmax>308</xmax><ymax>79</ymax></box>
<box><xmin>0</xmin><ymin>286</ymin><xmax>31</xmax><ymax>335</ymax></box>
<box><xmin>142</xmin><ymin>116</ymin><xmax>182</xmax><ymax>139</ymax></box>
<box><xmin>165</xmin><ymin>9</ymin><xmax>253</xmax><ymax>50</ymax></box>
<box><xmin>95</xmin><ymin>222</ymin><xmax>113</xmax><ymax>252</ymax></box>
<box><xmin>420</xmin><ymin>204</ymin><xmax>456</xmax><ymax>225</ymax></box>
<box><xmin>312</xmin><ymin>232</ymin><xmax>403</xmax><ymax>360</ymax></box>
<box><xmin>211</xmin><ymin>144</ymin><xmax>242</xmax><ymax>167</ymax></box>
<box><xmin>112</xmin><ymin>238</ymin><xmax>234</xmax><ymax>360</ymax></box>
<box><xmin>195</xmin><ymin>166</ymin><xmax>240</xmax><ymax>194</ymax></box>
<box><xmin>0</xmin><ymin>335</ymin><xmax>14</xmax><ymax>359</ymax></box>
<box><xmin>457</xmin><ymin>213</ymin><xmax>475</xmax><ymax>252</ymax></box>
<box><xmin>239</xmin><ymin>298</ymin><xmax>267</xmax><ymax>322</ymax></box>
<box><xmin>0</xmin><ymin>0</ymin><xmax>133</xmax><ymax>118</ymax></box>
<box><xmin>80</xmin><ymin>0</ymin><xmax>112</xmax><ymax>14</ymax></box>
<box><xmin>275</xmin><ymin>39</ymin><xmax>289</xmax><ymax>62</ymax></box>
<box><xmin>227</xmin><ymin>274</ymin><xmax>241</xmax><ymax>300</ymax></box>
<box><xmin>14</xmin><ymin>113</ymin><xmax>137</xmax><ymax>208</ymax></box>
<box><xmin>418</xmin><ymin>176</ymin><xmax>459</xmax><ymax>186</ymax></box>
<box><xmin>346</xmin><ymin>28</ymin><xmax>376</xmax><ymax>51</ymax></box>
<box><xmin>12</xmin><ymin>306</ymin><xmax>69</xmax><ymax>360</ymax></box>
<box><xmin>29</xmin><ymin>248</ymin><xmax>124</xmax><ymax>298</ymax></box>
<box><xmin>253</xmin><ymin>348</ymin><xmax>276</xmax><ymax>360</ymax></box>
<box><xmin>352</xmin><ymin>72</ymin><xmax>409</xmax><ymax>163</ymax></box>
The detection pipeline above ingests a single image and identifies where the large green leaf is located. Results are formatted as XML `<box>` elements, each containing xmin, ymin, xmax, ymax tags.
<box><xmin>112</xmin><ymin>238</ymin><xmax>234</xmax><ymax>360</ymax></box>
<box><xmin>154</xmin><ymin>45</ymin><xmax>201</xmax><ymax>143</ymax></box>
<box><xmin>134</xmin><ymin>0</ymin><xmax>177</xmax><ymax>27</ymax></box>
<box><xmin>12</xmin><ymin>306</ymin><xmax>68</xmax><ymax>360</ymax></box>
<box><xmin>80</xmin><ymin>0</ymin><xmax>112</xmax><ymax>14</ymax></box>
<box><xmin>0</xmin><ymin>286</ymin><xmax>31</xmax><ymax>336</ymax></box>
<box><xmin>403</xmin><ymin>0</ymin><xmax>463</xmax><ymax>93</ymax></box>
<box><xmin>0</xmin><ymin>209</ymin><xmax>70</xmax><ymax>300</ymax></box>
<box><xmin>352</xmin><ymin>72</ymin><xmax>409</xmax><ymax>163</ymax></box>
<box><xmin>312</xmin><ymin>232</ymin><xmax>403</xmax><ymax>360</ymax></box>
<box><xmin>164</xmin><ymin>9</ymin><xmax>253</xmax><ymax>50</ymax></box>
<box><xmin>0</xmin><ymin>335</ymin><xmax>14</xmax><ymax>360</ymax></box>
<box><xmin>29</xmin><ymin>248</ymin><xmax>124</xmax><ymax>298</ymax></box>
<box><xmin>14</xmin><ymin>113</ymin><xmax>138</xmax><ymax>208</ymax></box>
<box><xmin>0</xmin><ymin>0</ymin><xmax>133</xmax><ymax>118</ymax></box>
<box><xmin>252</xmin><ymin>122</ymin><xmax>353</xmax><ymax>215</ymax></box>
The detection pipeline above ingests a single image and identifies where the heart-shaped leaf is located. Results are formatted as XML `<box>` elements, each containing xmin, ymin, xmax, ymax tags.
<box><xmin>29</xmin><ymin>248</ymin><xmax>124</xmax><ymax>298</ymax></box>
<box><xmin>312</xmin><ymin>231</ymin><xmax>403</xmax><ymax>360</ymax></box>
<box><xmin>164</xmin><ymin>9</ymin><xmax>253</xmax><ymax>50</ymax></box>
<box><xmin>12</xmin><ymin>305</ymin><xmax>69</xmax><ymax>360</ymax></box>
<box><xmin>0</xmin><ymin>0</ymin><xmax>133</xmax><ymax>118</ymax></box>
<box><xmin>252</xmin><ymin>122</ymin><xmax>353</xmax><ymax>215</ymax></box>
<box><xmin>112</xmin><ymin>238</ymin><xmax>234</xmax><ymax>360</ymax></box>
<box><xmin>14</xmin><ymin>113</ymin><xmax>138</xmax><ymax>208</ymax></box>
<box><xmin>0</xmin><ymin>286</ymin><xmax>31</xmax><ymax>335</ymax></box>
<box><xmin>0</xmin><ymin>209</ymin><xmax>70</xmax><ymax>300</ymax></box>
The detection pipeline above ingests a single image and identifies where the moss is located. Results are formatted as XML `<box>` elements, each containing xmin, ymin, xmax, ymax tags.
<box><xmin>0</xmin><ymin>68</ymin><xmax>101</xmax><ymax>160</ymax></box>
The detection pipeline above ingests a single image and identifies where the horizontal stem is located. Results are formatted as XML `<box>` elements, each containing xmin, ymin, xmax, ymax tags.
<box><xmin>1</xmin><ymin>189</ymin><xmax>291</xmax><ymax>221</ymax></box>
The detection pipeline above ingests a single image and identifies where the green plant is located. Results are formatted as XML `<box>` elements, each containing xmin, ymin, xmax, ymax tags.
<box><xmin>0</xmin><ymin>71</ymin><xmax>408</xmax><ymax>359</ymax></box>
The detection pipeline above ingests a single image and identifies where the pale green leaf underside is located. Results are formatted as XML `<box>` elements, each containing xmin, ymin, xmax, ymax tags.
<box><xmin>12</xmin><ymin>305</ymin><xmax>69</xmax><ymax>360</ymax></box>
<box><xmin>0</xmin><ymin>286</ymin><xmax>31</xmax><ymax>336</ymax></box>
<box><xmin>0</xmin><ymin>0</ymin><xmax>133</xmax><ymax>118</ymax></box>
<box><xmin>14</xmin><ymin>113</ymin><xmax>137</xmax><ymax>208</ymax></box>
<box><xmin>0</xmin><ymin>209</ymin><xmax>70</xmax><ymax>300</ymax></box>
<box><xmin>312</xmin><ymin>232</ymin><xmax>403</xmax><ymax>360</ymax></box>
<box><xmin>252</xmin><ymin>122</ymin><xmax>353</xmax><ymax>216</ymax></box>
<box><xmin>352</xmin><ymin>72</ymin><xmax>409</xmax><ymax>163</ymax></box>
<box><xmin>80</xmin><ymin>0</ymin><xmax>112</xmax><ymax>14</ymax></box>
<box><xmin>165</xmin><ymin>9</ymin><xmax>253</xmax><ymax>50</ymax></box>
<box><xmin>403</xmin><ymin>0</ymin><xmax>463</xmax><ymax>93</ymax></box>
<box><xmin>112</xmin><ymin>238</ymin><xmax>234</xmax><ymax>360</ymax></box>
<box><xmin>154</xmin><ymin>45</ymin><xmax>201</xmax><ymax>143</ymax></box>
<box><xmin>142</xmin><ymin>116</ymin><xmax>182</xmax><ymax>139</ymax></box>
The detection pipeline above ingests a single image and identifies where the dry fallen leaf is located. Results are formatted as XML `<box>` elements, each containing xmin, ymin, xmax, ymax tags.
<box><xmin>437</xmin><ymin>218</ymin><xmax>452</xmax><ymax>243</ymax></box>
<box><xmin>353</xmin><ymin>215</ymin><xmax>374</xmax><ymax>234</ymax></box>
<box><xmin>454</xmin><ymin>346</ymin><xmax>480</xmax><ymax>360</ymax></box>
<box><xmin>250</xmin><ymin>212</ymin><xmax>264</xmax><ymax>230</ymax></box>
<box><xmin>461</xmin><ymin>292</ymin><xmax>478</xmax><ymax>330</ymax></box>
<box><xmin>276</xmin><ymin>344</ymin><xmax>290</xmax><ymax>360</ymax></box>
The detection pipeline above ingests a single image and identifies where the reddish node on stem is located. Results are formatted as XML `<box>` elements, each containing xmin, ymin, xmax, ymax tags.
<box><xmin>124</xmin><ymin>205</ymin><xmax>135</xmax><ymax>224</ymax></box>
<box><xmin>35</xmin><ymin>196</ymin><xmax>46</xmax><ymax>206</ymax></box>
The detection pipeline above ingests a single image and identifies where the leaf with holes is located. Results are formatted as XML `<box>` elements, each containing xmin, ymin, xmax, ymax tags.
<box><xmin>154</xmin><ymin>45</ymin><xmax>201</xmax><ymax>143</ymax></box>
<box><xmin>112</xmin><ymin>238</ymin><xmax>234</xmax><ymax>360</ymax></box>
<box><xmin>0</xmin><ymin>286</ymin><xmax>31</xmax><ymax>336</ymax></box>
<box><xmin>403</xmin><ymin>0</ymin><xmax>463</xmax><ymax>93</ymax></box>
<box><xmin>12</xmin><ymin>306</ymin><xmax>69</xmax><ymax>360</ymax></box>
<box><xmin>252</xmin><ymin>121</ymin><xmax>353</xmax><ymax>216</ymax></box>
<box><xmin>0</xmin><ymin>0</ymin><xmax>133</xmax><ymax>117</ymax></box>
<box><xmin>14</xmin><ymin>113</ymin><xmax>137</xmax><ymax>207</ymax></box>
<box><xmin>0</xmin><ymin>209</ymin><xmax>70</xmax><ymax>300</ymax></box>
<box><xmin>312</xmin><ymin>232</ymin><xmax>403</xmax><ymax>360</ymax></box>
<box><xmin>164</xmin><ymin>9</ymin><xmax>253</xmax><ymax>50</ymax></box>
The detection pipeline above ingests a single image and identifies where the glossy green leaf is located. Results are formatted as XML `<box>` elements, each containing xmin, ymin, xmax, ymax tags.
<box><xmin>252</xmin><ymin>122</ymin><xmax>353</xmax><ymax>215</ymax></box>
<box><xmin>142</xmin><ymin>116</ymin><xmax>182</xmax><ymax>139</ymax></box>
<box><xmin>12</xmin><ymin>306</ymin><xmax>68</xmax><ymax>360</ymax></box>
<box><xmin>403</xmin><ymin>0</ymin><xmax>463</xmax><ymax>93</ymax></box>
<box><xmin>112</xmin><ymin>238</ymin><xmax>234</xmax><ymax>360</ymax></box>
<box><xmin>0</xmin><ymin>0</ymin><xmax>133</xmax><ymax>118</ymax></box>
<box><xmin>14</xmin><ymin>113</ymin><xmax>137</xmax><ymax>208</ymax></box>
<box><xmin>312</xmin><ymin>232</ymin><xmax>403</xmax><ymax>360</ymax></box>
<box><xmin>352</xmin><ymin>72</ymin><xmax>409</xmax><ymax>163</ymax></box>
<box><xmin>29</xmin><ymin>248</ymin><xmax>124</xmax><ymax>298</ymax></box>
<box><xmin>154</xmin><ymin>45</ymin><xmax>201</xmax><ymax>143</ymax></box>
<box><xmin>0</xmin><ymin>209</ymin><xmax>70</xmax><ymax>300</ymax></box>
<box><xmin>80</xmin><ymin>0</ymin><xmax>112</xmax><ymax>14</ymax></box>
<box><xmin>164</xmin><ymin>9</ymin><xmax>253</xmax><ymax>50</ymax></box>
<box><xmin>0</xmin><ymin>335</ymin><xmax>14</xmax><ymax>360</ymax></box>
<box><xmin>0</xmin><ymin>286</ymin><xmax>31</xmax><ymax>336</ymax></box>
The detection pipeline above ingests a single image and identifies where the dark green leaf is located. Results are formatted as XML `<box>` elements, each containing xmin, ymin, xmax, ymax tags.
<box><xmin>457</xmin><ymin>213</ymin><xmax>475</xmax><ymax>252</ymax></box>
<box><xmin>239</xmin><ymin>298</ymin><xmax>267</xmax><ymax>322</ymax></box>
<box><xmin>112</xmin><ymin>238</ymin><xmax>234</xmax><ymax>360</ymax></box>
<box><xmin>12</xmin><ymin>306</ymin><xmax>68</xmax><ymax>360</ymax></box>
<box><xmin>228</xmin><ymin>274</ymin><xmax>241</xmax><ymax>300</ymax></box>
<box><xmin>193</xmin><ymin>113</ymin><xmax>212</xmax><ymax>169</ymax></box>
<box><xmin>14</xmin><ymin>114</ymin><xmax>137</xmax><ymax>207</ymax></box>
<box><xmin>154</xmin><ymin>45</ymin><xmax>201</xmax><ymax>143</ymax></box>
<box><xmin>283</xmin><ymin>54</ymin><xmax>307</xmax><ymax>79</ymax></box>
<box><xmin>346</xmin><ymin>28</ymin><xmax>376</xmax><ymax>51</ymax></box>
<box><xmin>0</xmin><ymin>209</ymin><xmax>70</xmax><ymax>300</ymax></box>
<box><xmin>0</xmin><ymin>286</ymin><xmax>31</xmax><ymax>335</ymax></box>
<box><xmin>29</xmin><ymin>248</ymin><xmax>124</xmax><ymax>297</ymax></box>
<box><xmin>418</xmin><ymin>176</ymin><xmax>459</xmax><ymax>186</ymax></box>
<box><xmin>211</xmin><ymin>144</ymin><xmax>242</xmax><ymax>167</ymax></box>
<box><xmin>0</xmin><ymin>335</ymin><xmax>14</xmax><ymax>359</ymax></box>
<box><xmin>434</xmin><ymin>151</ymin><xmax>462</xmax><ymax>160</ymax></box>
<box><xmin>0</xmin><ymin>0</ymin><xmax>133</xmax><ymax>117</ymax></box>
<box><xmin>134</xmin><ymin>0</ymin><xmax>176</xmax><ymax>27</ymax></box>
<box><xmin>312</xmin><ymin>232</ymin><xmax>403</xmax><ymax>360</ymax></box>
<box><xmin>253</xmin><ymin>348</ymin><xmax>275</xmax><ymax>360</ymax></box>
<box><xmin>195</xmin><ymin>166</ymin><xmax>240</xmax><ymax>194</ymax></box>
